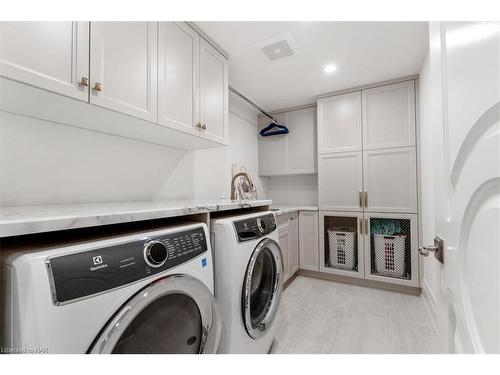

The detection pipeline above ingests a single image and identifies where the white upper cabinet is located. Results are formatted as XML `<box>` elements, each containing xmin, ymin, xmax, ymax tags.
<box><xmin>362</xmin><ymin>80</ymin><xmax>416</xmax><ymax>149</ymax></box>
<box><xmin>258</xmin><ymin>107</ymin><xmax>316</xmax><ymax>176</ymax></box>
<box><xmin>318</xmin><ymin>151</ymin><xmax>363</xmax><ymax>211</ymax></box>
<box><xmin>317</xmin><ymin>91</ymin><xmax>362</xmax><ymax>153</ymax></box>
<box><xmin>90</xmin><ymin>22</ymin><xmax>157</xmax><ymax>122</ymax></box>
<box><xmin>286</xmin><ymin>107</ymin><xmax>317</xmax><ymax>174</ymax></box>
<box><xmin>363</xmin><ymin>147</ymin><xmax>417</xmax><ymax>213</ymax></box>
<box><xmin>199</xmin><ymin>39</ymin><xmax>228</xmax><ymax>144</ymax></box>
<box><xmin>258</xmin><ymin>113</ymin><xmax>287</xmax><ymax>176</ymax></box>
<box><xmin>158</xmin><ymin>22</ymin><xmax>199</xmax><ymax>135</ymax></box>
<box><xmin>0</xmin><ymin>22</ymin><xmax>89</xmax><ymax>101</ymax></box>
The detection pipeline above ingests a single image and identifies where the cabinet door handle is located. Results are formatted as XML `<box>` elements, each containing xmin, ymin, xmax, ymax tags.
<box><xmin>364</xmin><ymin>190</ymin><xmax>368</xmax><ymax>208</ymax></box>
<box><xmin>94</xmin><ymin>82</ymin><xmax>102</xmax><ymax>92</ymax></box>
<box><xmin>359</xmin><ymin>218</ymin><xmax>363</xmax><ymax>234</ymax></box>
<box><xmin>201</xmin><ymin>124</ymin><xmax>207</xmax><ymax>130</ymax></box>
<box><xmin>365</xmin><ymin>218</ymin><xmax>369</xmax><ymax>235</ymax></box>
<box><xmin>359</xmin><ymin>191</ymin><xmax>363</xmax><ymax>207</ymax></box>
<box><xmin>79</xmin><ymin>77</ymin><xmax>89</xmax><ymax>87</ymax></box>
<box><xmin>195</xmin><ymin>122</ymin><xmax>201</xmax><ymax>129</ymax></box>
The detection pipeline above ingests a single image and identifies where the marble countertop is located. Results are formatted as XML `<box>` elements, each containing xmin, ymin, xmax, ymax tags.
<box><xmin>270</xmin><ymin>204</ymin><xmax>319</xmax><ymax>216</ymax></box>
<box><xmin>0</xmin><ymin>199</ymin><xmax>272</xmax><ymax>238</ymax></box>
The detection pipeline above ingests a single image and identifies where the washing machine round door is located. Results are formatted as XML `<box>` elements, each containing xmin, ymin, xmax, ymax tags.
<box><xmin>242</xmin><ymin>238</ymin><xmax>284</xmax><ymax>339</ymax></box>
<box><xmin>89</xmin><ymin>275</ymin><xmax>221</xmax><ymax>354</ymax></box>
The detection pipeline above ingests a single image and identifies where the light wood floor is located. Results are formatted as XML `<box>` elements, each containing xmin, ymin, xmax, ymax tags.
<box><xmin>271</xmin><ymin>276</ymin><xmax>439</xmax><ymax>354</ymax></box>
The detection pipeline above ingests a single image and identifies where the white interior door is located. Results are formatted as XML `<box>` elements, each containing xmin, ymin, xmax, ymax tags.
<box><xmin>199</xmin><ymin>39</ymin><xmax>228</xmax><ymax>144</ymax></box>
<box><xmin>317</xmin><ymin>91</ymin><xmax>362</xmax><ymax>153</ymax></box>
<box><xmin>422</xmin><ymin>22</ymin><xmax>500</xmax><ymax>353</ymax></box>
<box><xmin>90</xmin><ymin>22</ymin><xmax>157</xmax><ymax>122</ymax></box>
<box><xmin>0</xmin><ymin>22</ymin><xmax>89</xmax><ymax>101</ymax></box>
<box><xmin>363</xmin><ymin>147</ymin><xmax>418</xmax><ymax>213</ymax></box>
<box><xmin>158</xmin><ymin>22</ymin><xmax>199</xmax><ymax>135</ymax></box>
<box><xmin>362</xmin><ymin>80</ymin><xmax>416</xmax><ymax>150</ymax></box>
<box><xmin>318</xmin><ymin>151</ymin><xmax>363</xmax><ymax>211</ymax></box>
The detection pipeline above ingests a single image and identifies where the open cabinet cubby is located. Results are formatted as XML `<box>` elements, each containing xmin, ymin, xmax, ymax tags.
<box><xmin>319</xmin><ymin>211</ymin><xmax>419</xmax><ymax>287</ymax></box>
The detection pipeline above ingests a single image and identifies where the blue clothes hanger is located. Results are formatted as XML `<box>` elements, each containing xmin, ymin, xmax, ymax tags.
<box><xmin>228</xmin><ymin>86</ymin><xmax>290</xmax><ymax>137</ymax></box>
<box><xmin>259</xmin><ymin>120</ymin><xmax>289</xmax><ymax>137</ymax></box>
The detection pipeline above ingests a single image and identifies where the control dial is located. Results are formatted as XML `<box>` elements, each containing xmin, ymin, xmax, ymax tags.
<box><xmin>144</xmin><ymin>240</ymin><xmax>168</xmax><ymax>268</ymax></box>
<box><xmin>256</xmin><ymin>218</ymin><xmax>267</xmax><ymax>234</ymax></box>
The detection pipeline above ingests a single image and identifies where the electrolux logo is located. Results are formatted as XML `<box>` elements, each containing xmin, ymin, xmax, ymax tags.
<box><xmin>90</xmin><ymin>255</ymin><xmax>108</xmax><ymax>271</ymax></box>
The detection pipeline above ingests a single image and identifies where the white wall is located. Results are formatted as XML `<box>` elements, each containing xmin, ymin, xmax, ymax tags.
<box><xmin>0</xmin><ymin>93</ymin><xmax>265</xmax><ymax>206</ymax></box>
<box><xmin>266</xmin><ymin>175</ymin><xmax>318</xmax><ymax>206</ymax></box>
<box><xmin>192</xmin><ymin>92</ymin><xmax>268</xmax><ymax>200</ymax></box>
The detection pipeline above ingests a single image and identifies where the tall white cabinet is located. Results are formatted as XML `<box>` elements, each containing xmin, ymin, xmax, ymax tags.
<box><xmin>317</xmin><ymin>79</ymin><xmax>419</xmax><ymax>288</ymax></box>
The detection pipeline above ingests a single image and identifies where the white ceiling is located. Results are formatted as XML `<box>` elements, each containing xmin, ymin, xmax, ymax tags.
<box><xmin>197</xmin><ymin>22</ymin><xmax>429</xmax><ymax>111</ymax></box>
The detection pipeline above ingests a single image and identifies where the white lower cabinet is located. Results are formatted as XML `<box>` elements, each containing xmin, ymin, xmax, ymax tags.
<box><xmin>277</xmin><ymin>212</ymin><xmax>299</xmax><ymax>282</ymax></box>
<box><xmin>319</xmin><ymin>210</ymin><xmax>419</xmax><ymax>287</ymax></box>
<box><xmin>298</xmin><ymin>211</ymin><xmax>319</xmax><ymax>271</ymax></box>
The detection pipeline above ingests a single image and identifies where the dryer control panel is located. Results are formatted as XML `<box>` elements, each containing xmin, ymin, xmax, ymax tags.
<box><xmin>233</xmin><ymin>214</ymin><xmax>276</xmax><ymax>242</ymax></box>
<box><xmin>46</xmin><ymin>226</ymin><xmax>208</xmax><ymax>305</ymax></box>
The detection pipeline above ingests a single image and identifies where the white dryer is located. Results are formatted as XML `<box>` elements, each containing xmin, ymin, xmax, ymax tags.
<box><xmin>0</xmin><ymin>222</ymin><xmax>221</xmax><ymax>354</ymax></box>
<box><xmin>211</xmin><ymin>211</ymin><xmax>283</xmax><ymax>354</ymax></box>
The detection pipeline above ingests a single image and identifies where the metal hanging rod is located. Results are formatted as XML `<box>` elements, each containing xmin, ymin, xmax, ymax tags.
<box><xmin>229</xmin><ymin>86</ymin><xmax>276</xmax><ymax>122</ymax></box>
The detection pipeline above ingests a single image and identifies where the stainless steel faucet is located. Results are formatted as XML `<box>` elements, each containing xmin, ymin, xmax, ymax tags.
<box><xmin>230</xmin><ymin>172</ymin><xmax>255</xmax><ymax>200</ymax></box>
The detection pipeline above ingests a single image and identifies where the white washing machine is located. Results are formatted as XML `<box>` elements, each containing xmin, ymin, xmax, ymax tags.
<box><xmin>0</xmin><ymin>222</ymin><xmax>221</xmax><ymax>354</ymax></box>
<box><xmin>210</xmin><ymin>211</ymin><xmax>283</xmax><ymax>354</ymax></box>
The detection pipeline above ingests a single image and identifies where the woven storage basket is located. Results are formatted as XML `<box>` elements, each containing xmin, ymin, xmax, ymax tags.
<box><xmin>373</xmin><ymin>234</ymin><xmax>407</xmax><ymax>278</ymax></box>
<box><xmin>327</xmin><ymin>226</ymin><xmax>356</xmax><ymax>271</ymax></box>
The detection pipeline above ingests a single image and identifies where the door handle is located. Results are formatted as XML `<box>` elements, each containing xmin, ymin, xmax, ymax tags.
<box><xmin>359</xmin><ymin>191</ymin><xmax>363</xmax><ymax>207</ymax></box>
<box><xmin>419</xmin><ymin>236</ymin><xmax>444</xmax><ymax>264</ymax></box>
<box><xmin>364</xmin><ymin>190</ymin><xmax>368</xmax><ymax>208</ymax></box>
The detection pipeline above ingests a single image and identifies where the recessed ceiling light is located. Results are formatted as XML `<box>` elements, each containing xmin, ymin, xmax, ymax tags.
<box><xmin>324</xmin><ymin>64</ymin><xmax>337</xmax><ymax>74</ymax></box>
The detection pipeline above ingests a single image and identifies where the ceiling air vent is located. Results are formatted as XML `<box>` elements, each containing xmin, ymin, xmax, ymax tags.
<box><xmin>255</xmin><ymin>32</ymin><xmax>298</xmax><ymax>63</ymax></box>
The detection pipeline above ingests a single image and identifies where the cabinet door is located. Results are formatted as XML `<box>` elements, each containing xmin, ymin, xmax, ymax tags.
<box><xmin>278</xmin><ymin>224</ymin><xmax>291</xmax><ymax>282</ymax></box>
<box><xmin>286</xmin><ymin>107</ymin><xmax>317</xmax><ymax>174</ymax></box>
<box><xmin>319</xmin><ymin>211</ymin><xmax>365</xmax><ymax>279</ymax></box>
<box><xmin>90</xmin><ymin>22</ymin><xmax>157</xmax><ymax>122</ymax></box>
<box><xmin>158</xmin><ymin>22</ymin><xmax>199</xmax><ymax>135</ymax></box>
<box><xmin>258</xmin><ymin>113</ymin><xmax>287</xmax><ymax>176</ymax></box>
<box><xmin>363</xmin><ymin>212</ymin><xmax>418</xmax><ymax>287</ymax></box>
<box><xmin>299</xmin><ymin>211</ymin><xmax>319</xmax><ymax>271</ymax></box>
<box><xmin>288</xmin><ymin>212</ymin><xmax>299</xmax><ymax>275</ymax></box>
<box><xmin>0</xmin><ymin>22</ymin><xmax>89</xmax><ymax>101</ymax></box>
<box><xmin>318</xmin><ymin>152</ymin><xmax>363</xmax><ymax>211</ymax></box>
<box><xmin>363</xmin><ymin>147</ymin><xmax>417</xmax><ymax>213</ymax></box>
<box><xmin>199</xmin><ymin>39</ymin><xmax>228</xmax><ymax>144</ymax></box>
<box><xmin>317</xmin><ymin>91</ymin><xmax>362</xmax><ymax>153</ymax></box>
<box><xmin>362</xmin><ymin>80</ymin><xmax>416</xmax><ymax>149</ymax></box>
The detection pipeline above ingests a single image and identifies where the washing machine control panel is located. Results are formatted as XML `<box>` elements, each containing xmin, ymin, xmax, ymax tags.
<box><xmin>234</xmin><ymin>214</ymin><xmax>276</xmax><ymax>242</ymax></box>
<box><xmin>46</xmin><ymin>226</ymin><xmax>208</xmax><ymax>304</ymax></box>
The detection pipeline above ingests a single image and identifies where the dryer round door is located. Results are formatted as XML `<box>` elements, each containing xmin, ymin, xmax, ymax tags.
<box><xmin>89</xmin><ymin>275</ymin><xmax>221</xmax><ymax>354</ymax></box>
<box><xmin>242</xmin><ymin>238</ymin><xmax>284</xmax><ymax>339</ymax></box>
